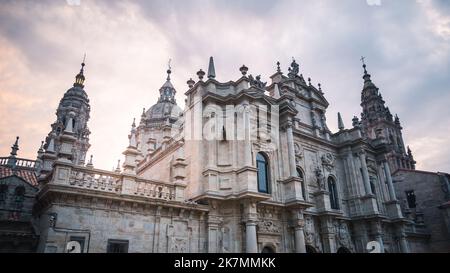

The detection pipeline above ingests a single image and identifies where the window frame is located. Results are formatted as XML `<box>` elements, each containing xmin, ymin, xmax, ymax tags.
<box><xmin>107</xmin><ymin>239</ymin><xmax>129</xmax><ymax>253</ymax></box>
<box><xmin>256</xmin><ymin>152</ymin><xmax>270</xmax><ymax>194</ymax></box>
<box><xmin>328</xmin><ymin>177</ymin><xmax>340</xmax><ymax>210</ymax></box>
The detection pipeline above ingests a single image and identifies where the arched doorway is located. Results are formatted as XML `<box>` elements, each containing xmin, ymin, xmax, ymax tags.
<box><xmin>261</xmin><ymin>246</ymin><xmax>275</xmax><ymax>253</ymax></box>
<box><xmin>337</xmin><ymin>247</ymin><xmax>351</xmax><ymax>253</ymax></box>
<box><xmin>306</xmin><ymin>245</ymin><xmax>317</xmax><ymax>253</ymax></box>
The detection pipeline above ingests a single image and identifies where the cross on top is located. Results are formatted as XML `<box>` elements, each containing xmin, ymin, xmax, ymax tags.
<box><xmin>360</xmin><ymin>56</ymin><xmax>366</xmax><ymax>65</ymax></box>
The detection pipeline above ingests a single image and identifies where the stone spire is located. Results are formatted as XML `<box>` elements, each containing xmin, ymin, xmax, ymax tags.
<box><xmin>7</xmin><ymin>137</ymin><xmax>19</xmax><ymax>167</ymax></box>
<box><xmin>39</xmin><ymin>59</ymin><xmax>91</xmax><ymax>174</ymax></box>
<box><xmin>338</xmin><ymin>112</ymin><xmax>345</xmax><ymax>131</ymax></box>
<box><xmin>74</xmin><ymin>55</ymin><xmax>86</xmax><ymax>88</ymax></box>
<box><xmin>129</xmin><ymin>118</ymin><xmax>137</xmax><ymax>148</ymax></box>
<box><xmin>358</xmin><ymin>58</ymin><xmax>413</xmax><ymax>173</ymax></box>
<box><xmin>158</xmin><ymin>64</ymin><xmax>176</xmax><ymax>103</ymax></box>
<box><xmin>10</xmin><ymin>136</ymin><xmax>19</xmax><ymax>157</ymax></box>
<box><xmin>207</xmin><ymin>56</ymin><xmax>216</xmax><ymax>79</ymax></box>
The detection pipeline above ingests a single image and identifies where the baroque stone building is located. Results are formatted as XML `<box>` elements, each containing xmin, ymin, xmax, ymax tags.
<box><xmin>1</xmin><ymin>57</ymin><xmax>449</xmax><ymax>253</ymax></box>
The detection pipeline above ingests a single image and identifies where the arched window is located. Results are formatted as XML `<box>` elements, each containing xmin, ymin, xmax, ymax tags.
<box><xmin>261</xmin><ymin>246</ymin><xmax>275</xmax><ymax>253</ymax></box>
<box><xmin>337</xmin><ymin>247</ymin><xmax>351</xmax><ymax>253</ymax></box>
<box><xmin>256</xmin><ymin>153</ymin><xmax>269</xmax><ymax>194</ymax></box>
<box><xmin>296</xmin><ymin>167</ymin><xmax>306</xmax><ymax>200</ymax></box>
<box><xmin>328</xmin><ymin>177</ymin><xmax>339</xmax><ymax>210</ymax></box>
<box><xmin>306</xmin><ymin>245</ymin><xmax>317</xmax><ymax>253</ymax></box>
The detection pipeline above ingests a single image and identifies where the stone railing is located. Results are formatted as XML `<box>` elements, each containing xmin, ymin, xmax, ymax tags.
<box><xmin>61</xmin><ymin>166</ymin><xmax>176</xmax><ymax>201</ymax></box>
<box><xmin>0</xmin><ymin>157</ymin><xmax>36</xmax><ymax>169</ymax></box>
<box><xmin>134</xmin><ymin>180</ymin><xmax>176</xmax><ymax>201</ymax></box>
<box><xmin>68</xmin><ymin>167</ymin><xmax>122</xmax><ymax>193</ymax></box>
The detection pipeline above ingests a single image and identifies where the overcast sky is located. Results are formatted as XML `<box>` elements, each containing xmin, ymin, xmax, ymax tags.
<box><xmin>0</xmin><ymin>0</ymin><xmax>449</xmax><ymax>172</ymax></box>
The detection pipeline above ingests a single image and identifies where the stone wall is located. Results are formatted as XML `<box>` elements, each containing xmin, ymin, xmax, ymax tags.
<box><xmin>393</xmin><ymin>170</ymin><xmax>450</xmax><ymax>252</ymax></box>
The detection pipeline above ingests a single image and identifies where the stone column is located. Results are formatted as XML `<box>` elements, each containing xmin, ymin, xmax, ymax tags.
<box><xmin>398</xmin><ymin>227</ymin><xmax>410</xmax><ymax>253</ymax></box>
<box><xmin>243</xmin><ymin>104</ymin><xmax>252</xmax><ymax>167</ymax></box>
<box><xmin>383</xmin><ymin>160</ymin><xmax>397</xmax><ymax>201</ymax></box>
<box><xmin>359</xmin><ymin>151</ymin><xmax>372</xmax><ymax>195</ymax></box>
<box><xmin>245</xmin><ymin>220</ymin><xmax>258</xmax><ymax>253</ymax></box>
<box><xmin>320</xmin><ymin>216</ymin><xmax>336</xmax><ymax>253</ymax></box>
<box><xmin>243</xmin><ymin>199</ymin><xmax>258</xmax><ymax>253</ymax></box>
<box><xmin>372</xmin><ymin>221</ymin><xmax>385</xmax><ymax>253</ymax></box>
<box><xmin>286</xmin><ymin>120</ymin><xmax>297</xmax><ymax>178</ymax></box>
<box><xmin>292</xmin><ymin>210</ymin><xmax>306</xmax><ymax>253</ymax></box>
<box><xmin>207</xmin><ymin>201</ymin><xmax>221</xmax><ymax>253</ymax></box>
<box><xmin>294</xmin><ymin>226</ymin><xmax>306</xmax><ymax>253</ymax></box>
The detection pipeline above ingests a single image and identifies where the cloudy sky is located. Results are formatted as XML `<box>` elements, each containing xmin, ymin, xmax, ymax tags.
<box><xmin>0</xmin><ymin>0</ymin><xmax>449</xmax><ymax>172</ymax></box>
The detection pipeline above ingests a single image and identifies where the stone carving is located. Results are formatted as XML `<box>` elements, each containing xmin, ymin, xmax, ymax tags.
<box><xmin>294</xmin><ymin>143</ymin><xmax>304</xmax><ymax>163</ymax></box>
<box><xmin>321</xmin><ymin>153</ymin><xmax>335</xmax><ymax>171</ymax></box>
<box><xmin>304</xmin><ymin>217</ymin><xmax>315</xmax><ymax>245</ymax></box>
<box><xmin>170</xmin><ymin>237</ymin><xmax>188</xmax><ymax>253</ymax></box>
<box><xmin>248</xmin><ymin>75</ymin><xmax>267</xmax><ymax>89</ymax></box>
<box><xmin>315</xmin><ymin>167</ymin><xmax>326</xmax><ymax>190</ymax></box>
<box><xmin>258</xmin><ymin>220</ymin><xmax>280</xmax><ymax>234</ymax></box>
<box><xmin>335</xmin><ymin>221</ymin><xmax>351</xmax><ymax>248</ymax></box>
<box><xmin>288</xmin><ymin>59</ymin><xmax>300</xmax><ymax>78</ymax></box>
<box><xmin>304</xmin><ymin>217</ymin><xmax>322</xmax><ymax>251</ymax></box>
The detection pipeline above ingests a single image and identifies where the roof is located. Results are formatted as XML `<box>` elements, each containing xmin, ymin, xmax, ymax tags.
<box><xmin>393</xmin><ymin>168</ymin><xmax>449</xmax><ymax>176</ymax></box>
<box><xmin>0</xmin><ymin>166</ymin><xmax>38</xmax><ymax>187</ymax></box>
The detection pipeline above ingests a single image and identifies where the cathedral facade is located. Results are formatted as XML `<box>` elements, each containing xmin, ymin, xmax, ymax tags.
<box><xmin>1</xmin><ymin>56</ymin><xmax>449</xmax><ymax>253</ymax></box>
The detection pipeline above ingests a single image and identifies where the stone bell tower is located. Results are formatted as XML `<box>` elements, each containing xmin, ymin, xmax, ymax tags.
<box><xmin>39</xmin><ymin>60</ymin><xmax>91</xmax><ymax>175</ymax></box>
<box><xmin>359</xmin><ymin>60</ymin><xmax>416</xmax><ymax>173</ymax></box>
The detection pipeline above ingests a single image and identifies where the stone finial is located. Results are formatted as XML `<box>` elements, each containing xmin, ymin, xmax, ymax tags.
<box><xmin>74</xmin><ymin>56</ymin><xmax>86</xmax><ymax>88</ymax></box>
<box><xmin>395</xmin><ymin>114</ymin><xmax>401</xmax><ymax>125</ymax></box>
<box><xmin>38</xmin><ymin>141</ymin><xmax>44</xmax><ymax>154</ymax></box>
<box><xmin>197</xmin><ymin>69</ymin><xmax>205</xmax><ymax>81</ymax></box>
<box><xmin>338</xmin><ymin>112</ymin><xmax>345</xmax><ymax>131</ymax></box>
<box><xmin>115</xmin><ymin>160</ymin><xmax>121</xmax><ymax>173</ymax></box>
<box><xmin>276</xmin><ymin>61</ymin><xmax>281</xmax><ymax>73</ymax></box>
<box><xmin>352</xmin><ymin>116</ymin><xmax>360</xmax><ymax>128</ymax></box>
<box><xmin>207</xmin><ymin>56</ymin><xmax>216</xmax><ymax>79</ymax></box>
<box><xmin>318</xmin><ymin>83</ymin><xmax>323</xmax><ymax>93</ymax></box>
<box><xmin>239</xmin><ymin>65</ymin><xmax>248</xmax><ymax>76</ymax></box>
<box><xmin>86</xmin><ymin>155</ymin><xmax>93</xmax><ymax>168</ymax></box>
<box><xmin>10</xmin><ymin>136</ymin><xmax>19</xmax><ymax>157</ymax></box>
<box><xmin>129</xmin><ymin>118</ymin><xmax>137</xmax><ymax>148</ymax></box>
<box><xmin>187</xmin><ymin>78</ymin><xmax>195</xmax><ymax>88</ymax></box>
<box><xmin>308</xmin><ymin>77</ymin><xmax>312</xmax><ymax>86</ymax></box>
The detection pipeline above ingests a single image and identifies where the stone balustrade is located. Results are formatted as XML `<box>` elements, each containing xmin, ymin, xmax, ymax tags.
<box><xmin>134</xmin><ymin>180</ymin><xmax>175</xmax><ymax>201</ymax></box>
<box><xmin>0</xmin><ymin>157</ymin><xmax>36</xmax><ymax>169</ymax></box>
<box><xmin>68</xmin><ymin>167</ymin><xmax>122</xmax><ymax>193</ymax></box>
<box><xmin>64</xmin><ymin>166</ymin><xmax>176</xmax><ymax>201</ymax></box>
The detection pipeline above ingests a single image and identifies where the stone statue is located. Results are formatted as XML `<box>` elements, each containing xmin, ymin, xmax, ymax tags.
<box><xmin>315</xmin><ymin>167</ymin><xmax>326</xmax><ymax>190</ymax></box>
<box><xmin>321</xmin><ymin>153</ymin><xmax>335</xmax><ymax>171</ymax></box>
<box><xmin>248</xmin><ymin>75</ymin><xmax>267</xmax><ymax>89</ymax></box>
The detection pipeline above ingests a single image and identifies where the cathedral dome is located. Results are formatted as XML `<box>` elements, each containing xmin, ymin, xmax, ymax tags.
<box><xmin>145</xmin><ymin>101</ymin><xmax>181</xmax><ymax>122</ymax></box>
<box><xmin>142</xmin><ymin>67</ymin><xmax>182</xmax><ymax>126</ymax></box>
<box><xmin>60</xmin><ymin>86</ymin><xmax>90</xmax><ymax>108</ymax></box>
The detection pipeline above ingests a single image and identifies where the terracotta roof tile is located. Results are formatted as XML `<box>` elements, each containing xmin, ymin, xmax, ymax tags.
<box><xmin>0</xmin><ymin>166</ymin><xmax>38</xmax><ymax>187</ymax></box>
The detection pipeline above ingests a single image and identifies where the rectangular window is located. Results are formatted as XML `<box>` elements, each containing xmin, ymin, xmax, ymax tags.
<box><xmin>107</xmin><ymin>239</ymin><xmax>129</xmax><ymax>253</ymax></box>
<box><xmin>70</xmin><ymin>236</ymin><xmax>85</xmax><ymax>253</ymax></box>
<box><xmin>406</xmin><ymin>190</ymin><xmax>416</xmax><ymax>209</ymax></box>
